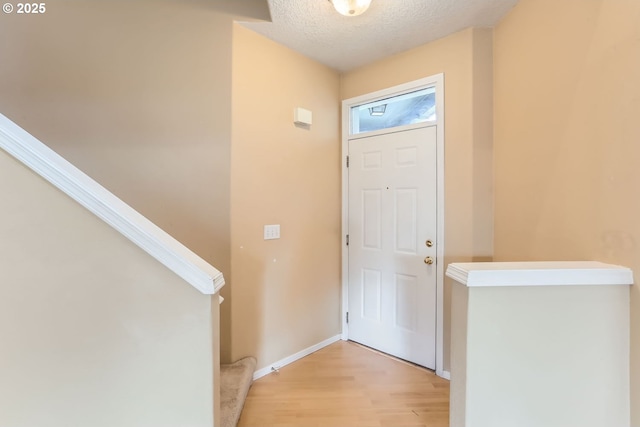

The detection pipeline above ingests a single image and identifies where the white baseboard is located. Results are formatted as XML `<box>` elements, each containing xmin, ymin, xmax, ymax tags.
<box><xmin>438</xmin><ymin>370</ymin><xmax>451</xmax><ymax>380</ymax></box>
<box><xmin>253</xmin><ymin>334</ymin><xmax>342</xmax><ymax>381</ymax></box>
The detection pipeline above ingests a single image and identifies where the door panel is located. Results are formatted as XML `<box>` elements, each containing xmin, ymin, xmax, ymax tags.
<box><xmin>348</xmin><ymin>125</ymin><xmax>437</xmax><ymax>368</ymax></box>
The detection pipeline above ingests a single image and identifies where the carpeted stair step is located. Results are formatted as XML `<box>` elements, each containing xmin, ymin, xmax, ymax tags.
<box><xmin>220</xmin><ymin>356</ymin><xmax>256</xmax><ymax>427</ymax></box>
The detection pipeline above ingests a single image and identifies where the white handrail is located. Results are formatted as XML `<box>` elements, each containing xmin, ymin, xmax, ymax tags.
<box><xmin>0</xmin><ymin>113</ymin><xmax>224</xmax><ymax>295</ymax></box>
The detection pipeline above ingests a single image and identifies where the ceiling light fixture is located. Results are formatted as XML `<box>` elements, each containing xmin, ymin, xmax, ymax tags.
<box><xmin>368</xmin><ymin>104</ymin><xmax>386</xmax><ymax>116</ymax></box>
<box><xmin>329</xmin><ymin>0</ymin><xmax>372</xmax><ymax>17</ymax></box>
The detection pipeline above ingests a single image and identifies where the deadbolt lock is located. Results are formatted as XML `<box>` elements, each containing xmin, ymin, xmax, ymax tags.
<box><xmin>426</xmin><ymin>239</ymin><xmax>434</xmax><ymax>247</ymax></box>
<box><xmin>424</xmin><ymin>256</ymin><xmax>434</xmax><ymax>265</ymax></box>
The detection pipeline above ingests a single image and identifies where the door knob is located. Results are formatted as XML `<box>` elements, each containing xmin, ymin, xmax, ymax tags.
<box><xmin>424</xmin><ymin>256</ymin><xmax>434</xmax><ymax>265</ymax></box>
<box><xmin>425</xmin><ymin>239</ymin><xmax>433</xmax><ymax>247</ymax></box>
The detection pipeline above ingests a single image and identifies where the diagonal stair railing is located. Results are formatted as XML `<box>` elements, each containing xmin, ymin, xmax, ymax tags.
<box><xmin>0</xmin><ymin>113</ymin><xmax>224</xmax><ymax>295</ymax></box>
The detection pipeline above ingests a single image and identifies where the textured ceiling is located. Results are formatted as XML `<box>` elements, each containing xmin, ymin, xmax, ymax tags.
<box><xmin>241</xmin><ymin>0</ymin><xmax>519</xmax><ymax>72</ymax></box>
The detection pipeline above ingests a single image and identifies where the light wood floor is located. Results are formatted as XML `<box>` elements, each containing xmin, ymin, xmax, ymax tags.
<box><xmin>238</xmin><ymin>340</ymin><xmax>450</xmax><ymax>427</ymax></box>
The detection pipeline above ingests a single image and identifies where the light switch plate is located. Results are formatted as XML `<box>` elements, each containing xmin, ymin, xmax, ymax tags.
<box><xmin>264</xmin><ymin>224</ymin><xmax>280</xmax><ymax>240</ymax></box>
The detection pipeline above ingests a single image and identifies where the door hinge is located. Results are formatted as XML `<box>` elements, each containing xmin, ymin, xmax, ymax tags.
<box><xmin>346</xmin><ymin>234</ymin><xmax>349</xmax><ymax>246</ymax></box>
<box><xmin>346</xmin><ymin>155</ymin><xmax>349</xmax><ymax>168</ymax></box>
<box><xmin>346</xmin><ymin>312</ymin><xmax>349</xmax><ymax>324</ymax></box>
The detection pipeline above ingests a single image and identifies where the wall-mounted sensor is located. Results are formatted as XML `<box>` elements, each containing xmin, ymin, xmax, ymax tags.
<box><xmin>294</xmin><ymin>107</ymin><xmax>312</xmax><ymax>126</ymax></box>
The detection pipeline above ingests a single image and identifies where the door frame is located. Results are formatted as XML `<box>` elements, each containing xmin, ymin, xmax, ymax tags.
<box><xmin>341</xmin><ymin>73</ymin><xmax>446</xmax><ymax>378</ymax></box>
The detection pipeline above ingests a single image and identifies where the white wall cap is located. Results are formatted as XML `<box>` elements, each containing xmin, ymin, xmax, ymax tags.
<box><xmin>0</xmin><ymin>113</ymin><xmax>224</xmax><ymax>295</ymax></box>
<box><xmin>446</xmin><ymin>261</ymin><xmax>634</xmax><ymax>287</ymax></box>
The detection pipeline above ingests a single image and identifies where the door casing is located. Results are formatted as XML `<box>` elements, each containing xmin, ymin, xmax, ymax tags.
<box><xmin>341</xmin><ymin>73</ymin><xmax>446</xmax><ymax>378</ymax></box>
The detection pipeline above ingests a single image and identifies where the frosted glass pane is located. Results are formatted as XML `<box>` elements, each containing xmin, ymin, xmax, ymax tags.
<box><xmin>351</xmin><ymin>87</ymin><xmax>436</xmax><ymax>135</ymax></box>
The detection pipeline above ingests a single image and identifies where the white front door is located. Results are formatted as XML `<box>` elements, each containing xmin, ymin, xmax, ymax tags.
<box><xmin>347</xmin><ymin>125</ymin><xmax>437</xmax><ymax>368</ymax></box>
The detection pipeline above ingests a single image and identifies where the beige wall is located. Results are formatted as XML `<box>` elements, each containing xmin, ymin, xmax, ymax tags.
<box><xmin>230</xmin><ymin>25</ymin><xmax>342</xmax><ymax>368</ymax></box>
<box><xmin>0</xmin><ymin>149</ymin><xmax>215</xmax><ymax>427</ymax></box>
<box><xmin>0</xmin><ymin>0</ymin><xmax>235</xmax><ymax>361</ymax></box>
<box><xmin>341</xmin><ymin>28</ymin><xmax>494</xmax><ymax>371</ymax></box>
<box><xmin>493</xmin><ymin>0</ymin><xmax>640</xmax><ymax>422</ymax></box>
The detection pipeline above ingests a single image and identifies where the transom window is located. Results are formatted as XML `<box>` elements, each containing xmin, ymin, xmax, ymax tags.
<box><xmin>350</xmin><ymin>87</ymin><xmax>436</xmax><ymax>135</ymax></box>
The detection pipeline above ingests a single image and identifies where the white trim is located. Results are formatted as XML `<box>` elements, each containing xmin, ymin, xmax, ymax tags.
<box><xmin>446</xmin><ymin>261</ymin><xmax>634</xmax><ymax>287</ymax></box>
<box><xmin>0</xmin><ymin>113</ymin><xmax>224</xmax><ymax>295</ymax></box>
<box><xmin>341</xmin><ymin>98</ymin><xmax>350</xmax><ymax>340</ymax></box>
<box><xmin>347</xmin><ymin>120</ymin><xmax>436</xmax><ymax>141</ymax></box>
<box><xmin>434</xmin><ymin>75</ymin><xmax>445</xmax><ymax>380</ymax></box>
<box><xmin>341</xmin><ymin>74</ymin><xmax>446</xmax><ymax>378</ymax></box>
<box><xmin>252</xmin><ymin>334</ymin><xmax>341</xmax><ymax>381</ymax></box>
<box><xmin>441</xmin><ymin>370</ymin><xmax>451</xmax><ymax>380</ymax></box>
